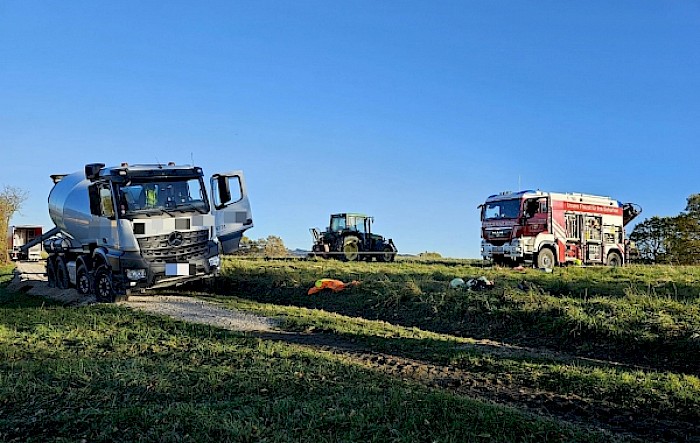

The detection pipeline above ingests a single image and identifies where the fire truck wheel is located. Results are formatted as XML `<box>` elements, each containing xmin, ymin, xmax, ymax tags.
<box><xmin>536</xmin><ymin>248</ymin><xmax>556</xmax><ymax>269</ymax></box>
<box><xmin>607</xmin><ymin>251</ymin><xmax>622</xmax><ymax>267</ymax></box>
<box><xmin>76</xmin><ymin>264</ymin><xmax>92</xmax><ymax>296</ymax></box>
<box><xmin>55</xmin><ymin>256</ymin><xmax>70</xmax><ymax>290</ymax></box>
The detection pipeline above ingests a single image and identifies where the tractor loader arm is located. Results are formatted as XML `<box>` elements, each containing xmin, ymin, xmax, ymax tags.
<box><xmin>310</xmin><ymin>228</ymin><xmax>321</xmax><ymax>242</ymax></box>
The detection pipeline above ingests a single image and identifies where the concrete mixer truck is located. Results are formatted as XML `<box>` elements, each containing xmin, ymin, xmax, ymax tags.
<box><xmin>24</xmin><ymin>162</ymin><xmax>253</xmax><ymax>302</ymax></box>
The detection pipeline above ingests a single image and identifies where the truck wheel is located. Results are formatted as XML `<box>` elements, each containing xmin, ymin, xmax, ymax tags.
<box><xmin>341</xmin><ymin>236</ymin><xmax>361</xmax><ymax>262</ymax></box>
<box><xmin>536</xmin><ymin>248</ymin><xmax>556</xmax><ymax>269</ymax></box>
<box><xmin>94</xmin><ymin>266</ymin><xmax>115</xmax><ymax>303</ymax></box>
<box><xmin>76</xmin><ymin>264</ymin><xmax>92</xmax><ymax>296</ymax></box>
<box><xmin>55</xmin><ymin>256</ymin><xmax>70</xmax><ymax>289</ymax></box>
<box><xmin>46</xmin><ymin>257</ymin><xmax>57</xmax><ymax>288</ymax></box>
<box><xmin>607</xmin><ymin>251</ymin><xmax>622</xmax><ymax>267</ymax></box>
<box><xmin>377</xmin><ymin>245</ymin><xmax>396</xmax><ymax>262</ymax></box>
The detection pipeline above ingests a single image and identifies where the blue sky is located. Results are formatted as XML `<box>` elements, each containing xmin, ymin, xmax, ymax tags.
<box><xmin>1</xmin><ymin>1</ymin><xmax>699</xmax><ymax>258</ymax></box>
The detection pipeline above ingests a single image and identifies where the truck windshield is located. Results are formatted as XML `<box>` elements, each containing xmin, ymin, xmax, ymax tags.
<box><xmin>117</xmin><ymin>177</ymin><xmax>209</xmax><ymax>217</ymax></box>
<box><xmin>483</xmin><ymin>199</ymin><xmax>521</xmax><ymax>220</ymax></box>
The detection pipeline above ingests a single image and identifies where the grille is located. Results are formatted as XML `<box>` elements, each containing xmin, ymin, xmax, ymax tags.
<box><xmin>137</xmin><ymin>229</ymin><xmax>209</xmax><ymax>263</ymax></box>
<box><xmin>487</xmin><ymin>229</ymin><xmax>511</xmax><ymax>239</ymax></box>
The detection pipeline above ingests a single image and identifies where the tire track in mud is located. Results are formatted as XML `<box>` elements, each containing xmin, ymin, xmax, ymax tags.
<box><xmin>252</xmin><ymin>330</ymin><xmax>698</xmax><ymax>443</ymax></box>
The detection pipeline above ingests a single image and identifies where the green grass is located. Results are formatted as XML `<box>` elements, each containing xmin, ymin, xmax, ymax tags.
<box><xmin>217</xmin><ymin>259</ymin><xmax>700</xmax><ymax>370</ymax></box>
<box><xmin>3</xmin><ymin>258</ymin><xmax>699</xmax><ymax>441</ymax></box>
<box><xmin>0</xmin><ymin>285</ymin><xmax>615</xmax><ymax>442</ymax></box>
<box><xmin>207</xmin><ymin>293</ymin><xmax>700</xmax><ymax>426</ymax></box>
<box><xmin>206</xmin><ymin>258</ymin><xmax>700</xmax><ymax>440</ymax></box>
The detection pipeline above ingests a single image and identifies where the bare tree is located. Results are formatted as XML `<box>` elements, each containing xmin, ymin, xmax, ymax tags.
<box><xmin>0</xmin><ymin>186</ymin><xmax>29</xmax><ymax>264</ymax></box>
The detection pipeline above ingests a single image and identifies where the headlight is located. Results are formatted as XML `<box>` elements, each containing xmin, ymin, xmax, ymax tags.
<box><xmin>208</xmin><ymin>255</ymin><xmax>221</xmax><ymax>268</ymax></box>
<box><xmin>126</xmin><ymin>269</ymin><xmax>147</xmax><ymax>280</ymax></box>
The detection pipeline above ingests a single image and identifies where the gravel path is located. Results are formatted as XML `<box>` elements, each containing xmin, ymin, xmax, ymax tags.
<box><xmin>8</xmin><ymin>261</ymin><xmax>277</xmax><ymax>332</ymax></box>
<box><xmin>123</xmin><ymin>295</ymin><xmax>278</xmax><ymax>331</ymax></box>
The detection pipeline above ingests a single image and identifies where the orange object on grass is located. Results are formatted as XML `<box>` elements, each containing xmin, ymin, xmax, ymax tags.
<box><xmin>307</xmin><ymin>279</ymin><xmax>359</xmax><ymax>295</ymax></box>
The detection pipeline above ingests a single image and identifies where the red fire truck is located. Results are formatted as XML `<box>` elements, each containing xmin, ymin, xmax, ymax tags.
<box><xmin>479</xmin><ymin>191</ymin><xmax>641</xmax><ymax>267</ymax></box>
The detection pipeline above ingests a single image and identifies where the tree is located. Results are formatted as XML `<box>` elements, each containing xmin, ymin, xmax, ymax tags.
<box><xmin>235</xmin><ymin>235</ymin><xmax>288</xmax><ymax>257</ymax></box>
<box><xmin>263</xmin><ymin>235</ymin><xmax>287</xmax><ymax>258</ymax></box>
<box><xmin>629</xmin><ymin>216</ymin><xmax>674</xmax><ymax>263</ymax></box>
<box><xmin>630</xmin><ymin>194</ymin><xmax>700</xmax><ymax>265</ymax></box>
<box><xmin>0</xmin><ymin>186</ymin><xmax>29</xmax><ymax>264</ymax></box>
<box><xmin>684</xmin><ymin>193</ymin><xmax>700</xmax><ymax>216</ymax></box>
<box><xmin>668</xmin><ymin>195</ymin><xmax>700</xmax><ymax>264</ymax></box>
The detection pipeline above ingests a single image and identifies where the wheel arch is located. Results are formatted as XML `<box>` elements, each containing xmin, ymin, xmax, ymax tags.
<box><xmin>92</xmin><ymin>248</ymin><xmax>110</xmax><ymax>269</ymax></box>
<box><xmin>76</xmin><ymin>254</ymin><xmax>92</xmax><ymax>271</ymax></box>
<box><xmin>538</xmin><ymin>242</ymin><xmax>558</xmax><ymax>258</ymax></box>
<box><xmin>606</xmin><ymin>248</ymin><xmax>624</xmax><ymax>266</ymax></box>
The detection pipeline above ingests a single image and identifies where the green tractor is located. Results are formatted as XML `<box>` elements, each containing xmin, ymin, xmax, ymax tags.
<box><xmin>310</xmin><ymin>213</ymin><xmax>398</xmax><ymax>262</ymax></box>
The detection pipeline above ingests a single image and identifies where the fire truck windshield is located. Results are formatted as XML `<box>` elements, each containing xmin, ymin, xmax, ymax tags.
<box><xmin>483</xmin><ymin>199</ymin><xmax>521</xmax><ymax>220</ymax></box>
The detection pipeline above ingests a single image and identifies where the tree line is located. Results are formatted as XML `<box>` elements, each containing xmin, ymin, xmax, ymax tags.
<box><xmin>630</xmin><ymin>194</ymin><xmax>700</xmax><ymax>264</ymax></box>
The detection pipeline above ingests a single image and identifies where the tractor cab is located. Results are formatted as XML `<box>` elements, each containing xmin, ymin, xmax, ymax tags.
<box><xmin>329</xmin><ymin>213</ymin><xmax>371</xmax><ymax>235</ymax></box>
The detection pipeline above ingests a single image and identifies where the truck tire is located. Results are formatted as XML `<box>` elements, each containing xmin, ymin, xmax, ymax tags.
<box><xmin>46</xmin><ymin>257</ymin><xmax>57</xmax><ymax>288</ymax></box>
<box><xmin>341</xmin><ymin>236</ymin><xmax>361</xmax><ymax>262</ymax></box>
<box><xmin>536</xmin><ymin>248</ymin><xmax>556</xmax><ymax>269</ymax></box>
<box><xmin>55</xmin><ymin>256</ymin><xmax>70</xmax><ymax>289</ymax></box>
<box><xmin>607</xmin><ymin>251</ymin><xmax>622</xmax><ymax>267</ymax></box>
<box><xmin>76</xmin><ymin>264</ymin><xmax>91</xmax><ymax>296</ymax></box>
<box><xmin>94</xmin><ymin>266</ymin><xmax>115</xmax><ymax>303</ymax></box>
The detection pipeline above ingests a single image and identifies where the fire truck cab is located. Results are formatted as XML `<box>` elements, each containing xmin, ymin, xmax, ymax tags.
<box><xmin>479</xmin><ymin>190</ymin><xmax>640</xmax><ymax>268</ymax></box>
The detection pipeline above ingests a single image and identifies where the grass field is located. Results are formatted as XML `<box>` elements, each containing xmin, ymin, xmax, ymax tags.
<box><xmin>217</xmin><ymin>258</ymin><xmax>700</xmax><ymax>372</ymax></box>
<box><xmin>1</xmin><ymin>259</ymin><xmax>699</xmax><ymax>442</ymax></box>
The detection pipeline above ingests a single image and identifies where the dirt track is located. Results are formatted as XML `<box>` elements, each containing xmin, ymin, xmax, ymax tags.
<box><xmin>7</xmin><ymin>261</ymin><xmax>699</xmax><ymax>442</ymax></box>
<box><xmin>7</xmin><ymin>261</ymin><xmax>277</xmax><ymax>332</ymax></box>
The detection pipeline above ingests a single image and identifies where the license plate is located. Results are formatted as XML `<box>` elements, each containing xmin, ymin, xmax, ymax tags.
<box><xmin>165</xmin><ymin>263</ymin><xmax>191</xmax><ymax>276</ymax></box>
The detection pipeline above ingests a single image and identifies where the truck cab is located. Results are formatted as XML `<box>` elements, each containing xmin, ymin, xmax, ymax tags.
<box><xmin>40</xmin><ymin>162</ymin><xmax>253</xmax><ymax>301</ymax></box>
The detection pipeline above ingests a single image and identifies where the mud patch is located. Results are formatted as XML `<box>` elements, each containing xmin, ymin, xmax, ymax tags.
<box><xmin>6</xmin><ymin>261</ymin><xmax>93</xmax><ymax>306</ymax></box>
<box><xmin>251</xmin><ymin>330</ymin><xmax>698</xmax><ymax>443</ymax></box>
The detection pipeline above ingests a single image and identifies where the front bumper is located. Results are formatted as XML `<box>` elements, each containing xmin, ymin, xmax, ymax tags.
<box><xmin>117</xmin><ymin>250</ymin><xmax>219</xmax><ymax>292</ymax></box>
<box><xmin>481</xmin><ymin>240</ymin><xmax>526</xmax><ymax>260</ymax></box>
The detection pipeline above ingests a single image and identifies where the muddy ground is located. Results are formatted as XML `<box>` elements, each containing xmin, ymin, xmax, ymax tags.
<box><xmin>6</xmin><ymin>261</ymin><xmax>699</xmax><ymax>442</ymax></box>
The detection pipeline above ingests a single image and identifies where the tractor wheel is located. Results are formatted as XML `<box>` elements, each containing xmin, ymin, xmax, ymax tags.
<box><xmin>312</xmin><ymin>244</ymin><xmax>329</xmax><ymax>260</ymax></box>
<box><xmin>607</xmin><ymin>251</ymin><xmax>623</xmax><ymax>267</ymax></box>
<box><xmin>76</xmin><ymin>264</ymin><xmax>92</xmax><ymax>296</ymax></box>
<box><xmin>536</xmin><ymin>248</ymin><xmax>556</xmax><ymax>269</ymax></box>
<box><xmin>55</xmin><ymin>256</ymin><xmax>70</xmax><ymax>289</ymax></box>
<box><xmin>377</xmin><ymin>244</ymin><xmax>397</xmax><ymax>262</ymax></box>
<box><xmin>341</xmin><ymin>236</ymin><xmax>361</xmax><ymax>262</ymax></box>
